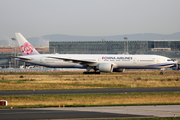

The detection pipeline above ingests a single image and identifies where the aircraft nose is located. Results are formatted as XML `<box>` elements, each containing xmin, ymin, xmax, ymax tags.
<box><xmin>174</xmin><ymin>60</ymin><xmax>178</xmax><ymax>64</ymax></box>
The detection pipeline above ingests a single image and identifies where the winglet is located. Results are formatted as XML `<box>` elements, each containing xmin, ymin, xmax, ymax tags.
<box><xmin>15</xmin><ymin>33</ymin><xmax>39</xmax><ymax>55</ymax></box>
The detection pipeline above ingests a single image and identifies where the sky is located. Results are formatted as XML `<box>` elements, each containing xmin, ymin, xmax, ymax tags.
<box><xmin>0</xmin><ymin>0</ymin><xmax>180</xmax><ymax>40</ymax></box>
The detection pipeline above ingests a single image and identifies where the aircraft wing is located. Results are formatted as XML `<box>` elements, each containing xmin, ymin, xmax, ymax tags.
<box><xmin>9</xmin><ymin>56</ymin><xmax>32</xmax><ymax>61</ymax></box>
<box><xmin>48</xmin><ymin>56</ymin><xmax>97</xmax><ymax>64</ymax></box>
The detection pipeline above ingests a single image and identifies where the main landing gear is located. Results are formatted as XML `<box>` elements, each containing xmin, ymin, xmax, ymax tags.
<box><xmin>83</xmin><ymin>66</ymin><xmax>101</xmax><ymax>74</ymax></box>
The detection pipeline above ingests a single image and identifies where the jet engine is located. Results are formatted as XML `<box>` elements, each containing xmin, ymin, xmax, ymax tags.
<box><xmin>98</xmin><ymin>63</ymin><xmax>113</xmax><ymax>72</ymax></box>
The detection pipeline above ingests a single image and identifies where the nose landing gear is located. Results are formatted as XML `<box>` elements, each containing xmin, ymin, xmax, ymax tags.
<box><xmin>160</xmin><ymin>68</ymin><xmax>165</xmax><ymax>75</ymax></box>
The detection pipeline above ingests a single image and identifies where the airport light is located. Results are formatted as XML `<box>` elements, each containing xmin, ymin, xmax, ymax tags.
<box><xmin>52</xmin><ymin>45</ymin><xmax>57</xmax><ymax>54</ymax></box>
<box><xmin>11</xmin><ymin>38</ymin><xmax>16</xmax><ymax>68</ymax></box>
<box><xmin>9</xmin><ymin>62</ymin><xmax>11</xmax><ymax>68</ymax></box>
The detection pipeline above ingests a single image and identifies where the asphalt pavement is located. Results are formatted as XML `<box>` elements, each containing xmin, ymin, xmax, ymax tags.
<box><xmin>0</xmin><ymin>108</ymin><xmax>149</xmax><ymax>120</ymax></box>
<box><xmin>1</xmin><ymin>105</ymin><xmax>180</xmax><ymax>119</ymax></box>
<box><xmin>0</xmin><ymin>87</ymin><xmax>180</xmax><ymax>96</ymax></box>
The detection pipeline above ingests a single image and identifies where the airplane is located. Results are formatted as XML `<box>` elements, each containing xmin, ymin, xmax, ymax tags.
<box><xmin>11</xmin><ymin>33</ymin><xmax>177</xmax><ymax>74</ymax></box>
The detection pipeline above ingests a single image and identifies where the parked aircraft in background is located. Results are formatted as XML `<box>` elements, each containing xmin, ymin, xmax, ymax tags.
<box><xmin>11</xmin><ymin>33</ymin><xmax>177</xmax><ymax>74</ymax></box>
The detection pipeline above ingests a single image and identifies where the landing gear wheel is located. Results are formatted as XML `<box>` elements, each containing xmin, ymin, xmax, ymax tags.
<box><xmin>160</xmin><ymin>71</ymin><xmax>163</xmax><ymax>75</ymax></box>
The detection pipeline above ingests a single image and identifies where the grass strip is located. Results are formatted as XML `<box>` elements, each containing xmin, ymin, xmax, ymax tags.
<box><xmin>1</xmin><ymin>71</ymin><xmax>180</xmax><ymax>91</ymax></box>
<box><xmin>0</xmin><ymin>92</ymin><xmax>180</xmax><ymax>108</ymax></box>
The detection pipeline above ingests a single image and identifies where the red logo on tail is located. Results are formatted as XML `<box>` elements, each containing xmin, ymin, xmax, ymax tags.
<box><xmin>20</xmin><ymin>42</ymin><xmax>33</xmax><ymax>55</ymax></box>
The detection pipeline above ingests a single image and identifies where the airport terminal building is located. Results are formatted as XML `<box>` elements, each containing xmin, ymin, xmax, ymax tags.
<box><xmin>49</xmin><ymin>40</ymin><xmax>180</xmax><ymax>59</ymax></box>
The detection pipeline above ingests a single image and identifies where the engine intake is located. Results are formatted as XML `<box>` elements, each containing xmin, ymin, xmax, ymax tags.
<box><xmin>98</xmin><ymin>63</ymin><xmax>113</xmax><ymax>72</ymax></box>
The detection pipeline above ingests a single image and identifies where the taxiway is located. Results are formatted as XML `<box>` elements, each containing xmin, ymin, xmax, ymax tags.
<box><xmin>0</xmin><ymin>105</ymin><xmax>179</xmax><ymax>119</ymax></box>
<box><xmin>0</xmin><ymin>87</ymin><xmax>180</xmax><ymax>96</ymax></box>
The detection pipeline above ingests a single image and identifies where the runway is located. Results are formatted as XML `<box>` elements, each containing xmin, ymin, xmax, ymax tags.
<box><xmin>0</xmin><ymin>105</ymin><xmax>179</xmax><ymax>119</ymax></box>
<box><xmin>0</xmin><ymin>87</ymin><xmax>180</xmax><ymax>96</ymax></box>
<box><xmin>0</xmin><ymin>109</ymin><xmax>147</xmax><ymax>120</ymax></box>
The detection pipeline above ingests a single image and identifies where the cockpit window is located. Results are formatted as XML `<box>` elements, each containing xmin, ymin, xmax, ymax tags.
<box><xmin>167</xmin><ymin>59</ymin><xmax>172</xmax><ymax>61</ymax></box>
<box><xmin>167</xmin><ymin>59</ymin><xmax>175</xmax><ymax>61</ymax></box>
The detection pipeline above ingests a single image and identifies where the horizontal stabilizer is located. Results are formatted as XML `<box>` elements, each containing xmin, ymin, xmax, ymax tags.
<box><xmin>9</xmin><ymin>56</ymin><xmax>31</xmax><ymax>61</ymax></box>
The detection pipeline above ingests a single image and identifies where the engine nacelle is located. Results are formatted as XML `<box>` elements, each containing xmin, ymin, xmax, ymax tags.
<box><xmin>98</xmin><ymin>63</ymin><xmax>113</xmax><ymax>72</ymax></box>
<box><xmin>113</xmin><ymin>68</ymin><xmax>125</xmax><ymax>72</ymax></box>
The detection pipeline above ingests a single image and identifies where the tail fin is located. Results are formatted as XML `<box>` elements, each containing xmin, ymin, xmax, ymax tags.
<box><xmin>15</xmin><ymin>33</ymin><xmax>39</xmax><ymax>55</ymax></box>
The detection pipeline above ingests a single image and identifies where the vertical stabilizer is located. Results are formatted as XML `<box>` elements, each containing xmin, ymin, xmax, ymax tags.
<box><xmin>15</xmin><ymin>33</ymin><xmax>39</xmax><ymax>55</ymax></box>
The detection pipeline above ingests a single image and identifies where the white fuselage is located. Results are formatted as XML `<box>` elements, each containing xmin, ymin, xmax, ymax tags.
<box><xmin>14</xmin><ymin>33</ymin><xmax>176</xmax><ymax>72</ymax></box>
<box><xmin>17</xmin><ymin>54</ymin><xmax>175</xmax><ymax>69</ymax></box>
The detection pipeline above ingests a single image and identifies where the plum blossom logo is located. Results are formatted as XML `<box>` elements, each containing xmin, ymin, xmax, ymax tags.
<box><xmin>20</xmin><ymin>42</ymin><xmax>33</xmax><ymax>55</ymax></box>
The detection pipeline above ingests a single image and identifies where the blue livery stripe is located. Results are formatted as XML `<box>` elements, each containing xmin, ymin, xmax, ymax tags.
<box><xmin>147</xmin><ymin>62</ymin><xmax>175</xmax><ymax>67</ymax></box>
